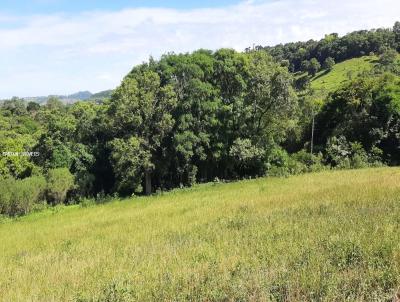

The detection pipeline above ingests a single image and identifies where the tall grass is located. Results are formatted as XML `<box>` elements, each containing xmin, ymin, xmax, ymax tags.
<box><xmin>1</xmin><ymin>168</ymin><xmax>400</xmax><ymax>301</ymax></box>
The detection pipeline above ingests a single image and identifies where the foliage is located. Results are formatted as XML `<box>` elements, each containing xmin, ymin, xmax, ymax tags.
<box><xmin>0</xmin><ymin>23</ymin><xmax>399</xmax><ymax>216</ymax></box>
<box><xmin>308</xmin><ymin>58</ymin><xmax>321</xmax><ymax>76</ymax></box>
<box><xmin>103</xmin><ymin>49</ymin><xmax>297</xmax><ymax>193</ymax></box>
<box><xmin>262</xmin><ymin>23</ymin><xmax>398</xmax><ymax>72</ymax></box>
<box><xmin>46</xmin><ymin>168</ymin><xmax>75</xmax><ymax>205</ymax></box>
<box><xmin>323</xmin><ymin>57</ymin><xmax>335</xmax><ymax>71</ymax></box>
<box><xmin>325</xmin><ymin>136</ymin><xmax>384</xmax><ymax>169</ymax></box>
<box><xmin>394</xmin><ymin>21</ymin><xmax>400</xmax><ymax>49</ymax></box>
<box><xmin>108</xmin><ymin>67</ymin><xmax>177</xmax><ymax>194</ymax></box>
<box><xmin>229</xmin><ymin>138</ymin><xmax>265</xmax><ymax>176</ymax></box>
<box><xmin>290</xmin><ymin>150</ymin><xmax>326</xmax><ymax>173</ymax></box>
<box><xmin>315</xmin><ymin>72</ymin><xmax>400</xmax><ymax>164</ymax></box>
<box><xmin>377</xmin><ymin>47</ymin><xmax>399</xmax><ymax>73</ymax></box>
<box><xmin>109</xmin><ymin>137</ymin><xmax>148</xmax><ymax>195</ymax></box>
<box><xmin>0</xmin><ymin>176</ymin><xmax>46</xmax><ymax>216</ymax></box>
<box><xmin>299</xmin><ymin>57</ymin><xmax>323</xmax><ymax>77</ymax></box>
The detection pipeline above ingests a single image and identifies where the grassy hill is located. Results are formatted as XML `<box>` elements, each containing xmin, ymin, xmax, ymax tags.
<box><xmin>310</xmin><ymin>56</ymin><xmax>378</xmax><ymax>93</ymax></box>
<box><xmin>300</xmin><ymin>54</ymin><xmax>400</xmax><ymax>98</ymax></box>
<box><xmin>1</xmin><ymin>168</ymin><xmax>400</xmax><ymax>301</ymax></box>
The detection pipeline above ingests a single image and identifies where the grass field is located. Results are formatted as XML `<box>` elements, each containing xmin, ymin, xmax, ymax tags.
<box><xmin>1</xmin><ymin>168</ymin><xmax>400</xmax><ymax>301</ymax></box>
<box><xmin>306</xmin><ymin>54</ymin><xmax>400</xmax><ymax>99</ymax></box>
<box><xmin>310</xmin><ymin>56</ymin><xmax>377</xmax><ymax>94</ymax></box>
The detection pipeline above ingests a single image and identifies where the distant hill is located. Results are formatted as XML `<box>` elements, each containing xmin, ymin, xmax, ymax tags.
<box><xmin>90</xmin><ymin>89</ymin><xmax>114</xmax><ymax>100</ymax></box>
<box><xmin>68</xmin><ymin>91</ymin><xmax>92</xmax><ymax>100</ymax></box>
<box><xmin>23</xmin><ymin>89</ymin><xmax>113</xmax><ymax>104</ymax></box>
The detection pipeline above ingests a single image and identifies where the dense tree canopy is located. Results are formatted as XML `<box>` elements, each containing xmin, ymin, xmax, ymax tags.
<box><xmin>0</xmin><ymin>22</ymin><xmax>399</xmax><ymax>216</ymax></box>
<box><xmin>260</xmin><ymin>25</ymin><xmax>398</xmax><ymax>72</ymax></box>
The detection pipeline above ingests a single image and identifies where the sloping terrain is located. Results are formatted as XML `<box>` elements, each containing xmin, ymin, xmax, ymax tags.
<box><xmin>1</xmin><ymin>168</ymin><xmax>400</xmax><ymax>301</ymax></box>
<box><xmin>305</xmin><ymin>54</ymin><xmax>400</xmax><ymax>98</ymax></box>
<box><xmin>310</xmin><ymin>56</ymin><xmax>378</xmax><ymax>93</ymax></box>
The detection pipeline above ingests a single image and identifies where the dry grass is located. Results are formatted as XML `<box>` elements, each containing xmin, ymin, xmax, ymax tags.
<box><xmin>1</xmin><ymin>168</ymin><xmax>400</xmax><ymax>301</ymax></box>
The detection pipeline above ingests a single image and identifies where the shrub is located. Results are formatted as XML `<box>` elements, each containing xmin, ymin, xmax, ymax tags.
<box><xmin>369</xmin><ymin>146</ymin><xmax>385</xmax><ymax>166</ymax></box>
<box><xmin>266</xmin><ymin>148</ymin><xmax>327</xmax><ymax>177</ymax></box>
<box><xmin>325</xmin><ymin>136</ymin><xmax>384</xmax><ymax>169</ymax></box>
<box><xmin>46</xmin><ymin>168</ymin><xmax>75</xmax><ymax>205</ymax></box>
<box><xmin>266</xmin><ymin>147</ymin><xmax>291</xmax><ymax>177</ymax></box>
<box><xmin>0</xmin><ymin>178</ymin><xmax>14</xmax><ymax>215</ymax></box>
<box><xmin>325</xmin><ymin>136</ymin><xmax>351</xmax><ymax>168</ymax></box>
<box><xmin>323</xmin><ymin>57</ymin><xmax>335</xmax><ymax>71</ymax></box>
<box><xmin>187</xmin><ymin>165</ymin><xmax>198</xmax><ymax>186</ymax></box>
<box><xmin>378</xmin><ymin>48</ymin><xmax>398</xmax><ymax>68</ymax></box>
<box><xmin>349</xmin><ymin>142</ymin><xmax>369</xmax><ymax>169</ymax></box>
<box><xmin>290</xmin><ymin>150</ymin><xmax>326</xmax><ymax>174</ymax></box>
<box><xmin>79</xmin><ymin>197</ymin><xmax>96</xmax><ymax>208</ymax></box>
<box><xmin>229</xmin><ymin>138</ymin><xmax>265</xmax><ymax>177</ymax></box>
<box><xmin>0</xmin><ymin>176</ymin><xmax>46</xmax><ymax>216</ymax></box>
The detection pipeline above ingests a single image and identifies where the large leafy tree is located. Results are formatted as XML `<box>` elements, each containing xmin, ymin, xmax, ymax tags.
<box><xmin>239</xmin><ymin>51</ymin><xmax>297</xmax><ymax>172</ymax></box>
<box><xmin>108</xmin><ymin>68</ymin><xmax>177</xmax><ymax>194</ymax></box>
<box><xmin>109</xmin><ymin>137</ymin><xmax>149</xmax><ymax>195</ymax></box>
<box><xmin>34</xmin><ymin>107</ymin><xmax>77</xmax><ymax>170</ymax></box>
<box><xmin>308</xmin><ymin>58</ymin><xmax>321</xmax><ymax>76</ymax></box>
<box><xmin>157</xmin><ymin>50</ymin><xmax>221</xmax><ymax>185</ymax></box>
<box><xmin>245</xmin><ymin>51</ymin><xmax>297</xmax><ymax>142</ymax></box>
<box><xmin>0</xmin><ymin>100</ymin><xmax>41</xmax><ymax>179</ymax></box>
<box><xmin>212</xmin><ymin>49</ymin><xmax>250</xmax><ymax>177</ymax></box>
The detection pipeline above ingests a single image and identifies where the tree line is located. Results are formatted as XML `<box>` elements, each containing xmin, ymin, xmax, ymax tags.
<box><xmin>0</xmin><ymin>23</ymin><xmax>399</xmax><ymax>216</ymax></box>
<box><xmin>258</xmin><ymin>22</ymin><xmax>400</xmax><ymax>73</ymax></box>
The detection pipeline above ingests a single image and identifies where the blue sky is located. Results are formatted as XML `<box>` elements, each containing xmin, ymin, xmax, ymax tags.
<box><xmin>0</xmin><ymin>0</ymin><xmax>399</xmax><ymax>98</ymax></box>
<box><xmin>1</xmin><ymin>0</ymin><xmax>241</xmax><ymax>14</ymax></box>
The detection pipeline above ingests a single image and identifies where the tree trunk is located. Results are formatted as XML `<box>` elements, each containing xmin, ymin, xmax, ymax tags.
<box><xmin>145</xmin><ymin>170</ymin><xmax>152</xmax><ymax>195</ymax></box>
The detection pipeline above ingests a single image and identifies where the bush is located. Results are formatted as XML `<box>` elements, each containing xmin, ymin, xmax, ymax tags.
<box><xmin>0</xmin><ymin>176</ymin><xmax>46</xmax><ymax>216</ymax></box>
<box><xmin>266</xmin><ymin>147</ymin><xmax>291</xmax><ymax>177</ymax></box>
<box><xmin>46</xmin><ymin>168</ymin><xmax>75</xmax><ymax>205</ymax></box>
<box><xmin>349</xmin><ymin>142</ymin><xmax>369</xmax><ymax>169</ymax></box>
<box><xmin>325</xmin><ymin>136</ymin><xmax>351</xmax><ymax>168</ymax></box>
<box><xmin>229</xmin><ymin>138</ymin><xmax>265</xmax><ymax>177</ymax></box>
<box><xmin>79</xmin><ymin>197</ymin><xmax>96</xmax><ymax>208</ymax></box>
<box><xmin>325</xmin><ymin>136</ymin><xmax>384</xmax><ymax>169</ymax></box>
<box><xmin>0</xmin><ymin>178</ymin><xmax>14</xmax><ymax>215</ymax></box>
<box><xmin>290</xmin><ymin>150</ymin><xmax>326</xmax><ymax>174</ymax></box>
<box><xmin>369</xmin><ymin>146</ymin><xmax>385</xmax><ymax>166</ymax></box>
<box><xmin>324</xmin><ymin>57</ymin><xmax>335</xmax><ymax>71</ymax></box>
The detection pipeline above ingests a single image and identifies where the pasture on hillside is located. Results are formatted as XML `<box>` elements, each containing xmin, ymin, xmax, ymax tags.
<box><xmin>305</xmin><ymin>53</ymin><xmax>400</xmax><ymax>98</ymax></box>
<box><xmin>1</xmin><ymin>168</ymin><xmax>400</xmax><ymax>301</ymax></box>
<box><xmin>310</xmin><ymin>56</ymin><xmax>377</xmax><ymax>93</ymax></box>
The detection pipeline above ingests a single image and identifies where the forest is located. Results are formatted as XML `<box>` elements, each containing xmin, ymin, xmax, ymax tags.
<box><xmin>1</xmin><ymin>22</ymin><xmax>399</xmax><ymax>217</ymax></box>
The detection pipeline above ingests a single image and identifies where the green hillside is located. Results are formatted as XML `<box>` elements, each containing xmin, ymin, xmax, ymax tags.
<box><xmin>301</xmin><ymin>54</ymin><xmax>400</xmax><ymax>97</ymax></box>
<box><xmin>1</xmin><ymin>168</ymin><xmax>400</xmax><ymax>301</ymax></box>
<box><xmin>310</xmin><ymin>56</ymin><xmax>377</xmax><ymax>93</ymax></box>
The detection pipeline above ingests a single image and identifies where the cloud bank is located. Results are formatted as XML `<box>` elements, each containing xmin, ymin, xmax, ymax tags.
<box><xmin>0</xmin><ymin>0</ymin><xmax>399</xmax><ymax>97</ymax></box>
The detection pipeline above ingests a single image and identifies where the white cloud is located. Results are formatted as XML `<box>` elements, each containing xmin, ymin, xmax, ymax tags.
<box><xmin>0</xmin><ymin>0</ymin><xmax>399</xmax><ymax>98</ymax></box>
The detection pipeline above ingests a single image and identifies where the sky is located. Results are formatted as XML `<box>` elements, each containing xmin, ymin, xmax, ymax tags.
<box><xmin>0</xmin><ymin>0</ymin><xmax>399</xmax><ymax>98</ymax></box>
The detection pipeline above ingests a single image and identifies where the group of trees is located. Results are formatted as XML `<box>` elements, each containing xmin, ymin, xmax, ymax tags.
<box><xmin>1</xmin><ymin>22</ymin><xmax>399</xmax><ymax>216</ymax></box>
<box><xmin>0</xmin><ymin>168</ymin><xmax>73</xmax><ymax>216</ymax></box>
<box><xmin>315</xmin><ymin>72</ymin><xmax>400</xmax><ymax>165</ymax></box>
<box><xmin>259</xmin><ymin>22</ymin><xmax>400</xmax><ymax>72</ymax></box>
<box><xmin>300</xmin><ymin>56</ymin><xmax>336</xmax><ymax>76</ymax></box>
<box><xmin>105</xmin><ymin>50</ymin><xmax>298</xmax><ymax>194</ymax></box>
